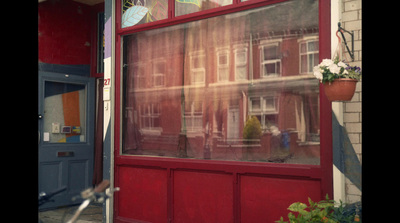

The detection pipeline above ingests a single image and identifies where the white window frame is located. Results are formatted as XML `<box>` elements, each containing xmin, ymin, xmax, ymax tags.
<box><xmin>139</xmin><ymin>103</ymin><xmax>162</xmax><ymax>135</ymax></box>
<box><xmin>152</xmin><ymin>59</ymin><xmax>166</xmax><ymax>88</ymax></box>
<box><xmin>259</xmin><ymin>41</ymin><xmax>281</xmax><ymax>78</ymax></box>
<box><xmin>133</xmin><ymin>62</ymin><xmax>146</xmax><ymax>89</ymax></box>
<box><xmin>190</xmin><ymin>51</ymin><xmax>206</xmax><ymax>85</ymax></box>
<box><xmin>249</xmin><ymin>96</ymin><xmax>279</xmax><ymax>130</ymax></box>
<box><xmin>233</xmin><ymin>44</ymin><xmax>248</xmax><ymax>81</ymax></box>
<box><xmin>216</xmin><ymin>48</ymin><xmax>230</xmax><ymax>82</ymax></box>
<box><xmin>298</xmin><ymin>37</ymin><xmax>319</xmax><ymax>74</ymax></box>
<box><xmin>183</xmin><ymin>101</ymin><xmax>203</xmax><ymax>132</ymax></box>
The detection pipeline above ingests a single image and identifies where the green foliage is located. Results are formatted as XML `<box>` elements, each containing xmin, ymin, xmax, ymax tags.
<box><xmin>243</xmin><ymin>116</ymin><xmax>262</xmax><ymax>143</ymax></box>
<box><xmin>276</xmin><ymin>195</ymin><xmax>360</xmax><ymax>223</ymax></box>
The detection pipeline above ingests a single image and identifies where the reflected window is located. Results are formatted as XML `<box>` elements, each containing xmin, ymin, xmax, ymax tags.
<box><xmin>190</xmin><ymin>52</ymin><xmax>206</xmax><ymax>85</ymax></box>
<box><xmin>260</xmin><ymin>43</ymin><xmax>281</xmax><ymax>77</ymax></box>
<box><xmin>217</xmin><ymin>49</ymin><xmax>230</xmax><ymax>82</ymax></box>
<box><xmin>249</xmin><ymin>96</ymin><xmax>278</xmax><ymax>130</ymax></box>
<box><xmin>152</xmin><ymin>60</ymin><xmax>166</xmax><ymax>87</ymax></box>
<box><xmin>139</xmin><ymin>103</ymin><xmax>162</xmax><ymax>134</ymax></box>
<box><xmin>300</xmin><ymin>39</ymin><xmax>319</xmax><ymax>74</ymax></box>
<box><xmin>184</xmin><ymin>101</ymin><xmax>203</xmax><ymax>132</ymax></box>
<box><xmin>234</xmin><ymin>47</ymin><xmax>248</xmax><ymax>81</ymax></box>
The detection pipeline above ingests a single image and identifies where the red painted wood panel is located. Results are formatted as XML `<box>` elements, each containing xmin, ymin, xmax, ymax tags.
<box><xmin>173</xmin><ymin>171</ymin><xmax>234</xmax><ymax>223</ymax></box>
<box><xmin>240</xmin><ymin>175</ymin><xmax>321</xmax><ymax>222</ymax></box>
<box><xmin>117</xmin><ymin>166</ymin><xmax>168</xmax><ymax>223</ymax></box>
<box><xmin>38</xmin><ymin>0</ymin><xmax>92</xmax><ymax>65</ymax></box>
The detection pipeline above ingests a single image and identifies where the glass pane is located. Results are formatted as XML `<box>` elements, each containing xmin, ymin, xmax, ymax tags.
<box><xmin>236</xmin><ymin>51</ymin><xmax>246</xmax><ymax>64</ymax></box>
<box><xmin>264</xmin><ymin>63</ymin><xmax>276</xmax><ymax>76</ymax></box>
<box><xmin>122</xmin><ymin>0</ymin><xmax>320</xmax><ymax>165</ymax></box>
<box><xmin>176</xmin><ymin>0</ymin><xmax>233</xmax><ymax>17</ymax></box>
<box><xmin>122</xmin><ymin>0</ymin><xmax>168</xmax><ymax>28</ymax></box>
<box><xmin>219</xmin><ymin>68</ymin><xmax>229</xmax><ymax>82</ymax></box>
<box><xmin>219</xmin><ymin>54</ymin><xmax>228</xmax><ymax>65</ymax></box>
<box><xmin>300</xmin><ymin>43</ymin><xmax>307</xmax><ymax>53</ymax></box>
<box><xmin>235</xmin><ymin>66</ymin><xmax>247</xmax><ymax>80</ymax></box>
<box><xmin>300</xmin><ymin>55</ymin><xmax>308</xmax><ymax>73</ymax></box>
<box><xmin>263</xmin><ymin>46</ymin><xmax>278</xmax><ymax>60</ymax></box>
<box><xmin>43</xmin><ymin>81</ymin><xmax>86</xmax><ymax>143</ymax></box>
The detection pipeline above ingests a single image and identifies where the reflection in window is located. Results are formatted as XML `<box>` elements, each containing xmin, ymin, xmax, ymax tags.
<box><xmin>234</xmin><ymin>47</ymin><xmax>248</xmax><ymax>81</ymax></box>
<box><xmin>184</xmin><ymin>101</ymin><xmax>203</xmax><ymax>132</ymax></box>
<box><xmin>249</xmin><ymin>96</ymin><xmax>278</xmax><ymax>130</ymax></box>
<box><xmin>300</xmin><ymin>39</ymin><xmax>319</xmax><ymax>74</ymax></box>
<box><xmin>122</xmin><ymin>0</ymin><xmax>320</xmax><ymax>165</ymax></box>
<box><xmin>139</xmin><ymin>103</ymin><xmax>162</xmax><ymax>134</ymax></box>
<box><xmin>175</xmin><ymin>0</ymin><xmax>233</xmax><ymax>17</ymax></box>
<box><xmin>152</xmin><ymin>60</ymin><xmax>166</xmax><ymax>87</ymax></box>
<box><xmin>217</xmin><ymin>49</ymin><xmax>230</xmax><ymax>82</ymax></box>
<box><xmin>190</xmin><ymin>52</ymin><xmax>206</xmax><ymax>84</ymax></box>
<box><xmin>260</xmin><ymin>43</ymin><xmax>281</xmax><ymax>77</ymax></box>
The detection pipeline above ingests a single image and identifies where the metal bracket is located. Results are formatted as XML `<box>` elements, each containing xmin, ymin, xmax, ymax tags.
<box><xmin>338</xmin><ymin>22</ymin><xmax>354</xmax><ymax>61</ymax></box>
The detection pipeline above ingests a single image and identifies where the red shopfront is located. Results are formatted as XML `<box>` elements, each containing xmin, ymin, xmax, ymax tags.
<box><xmin>113</xmin><ymin>0</ymin><xmax>332</xmax><ymax>222</ymax></box>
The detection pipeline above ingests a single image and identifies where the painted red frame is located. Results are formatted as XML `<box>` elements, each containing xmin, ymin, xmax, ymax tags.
<box><xmin>114</xmin><ymin>0</ymin><xmax>332</xmax><ymax>220</ymax></box>
<box><xmin>90</xmin><ymin>3</ymin><xmax>105</xmax><ymax>78</ymax></box>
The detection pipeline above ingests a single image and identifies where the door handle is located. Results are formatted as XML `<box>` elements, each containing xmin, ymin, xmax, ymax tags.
<box><xmin>38</xmin><ymin>114</ymin><xmax>43</xmax><ymax>119</ymax></box>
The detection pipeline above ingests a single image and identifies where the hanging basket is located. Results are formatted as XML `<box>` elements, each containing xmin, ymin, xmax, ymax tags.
<box><xmin>323</xmin><ymin>78</ymin><xmax>357</xmax><ymax>102</ymax></box>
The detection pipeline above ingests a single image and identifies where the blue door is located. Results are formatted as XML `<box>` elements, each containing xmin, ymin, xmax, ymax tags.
<box><xmin>38</xmin><ymin>72</ymin><xmax>95</xmax><ymax>210</ymax></box>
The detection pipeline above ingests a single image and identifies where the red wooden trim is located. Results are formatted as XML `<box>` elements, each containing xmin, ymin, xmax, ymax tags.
<box><xmin>113</xmin><ymin>0</ymin><xmax>333</xmax><ymax>178</ymax></box>
<box><xmin>90</xmin><ymin>3</ymin><xmax>105</xmax><ymax>78</ymax></box>
<box><xmin>318</xmin><ymin>0</ymin><xmax>333</xmax><ymax>199</ymax></box>
<box><xmin>115</xmin><ymin>156</ymin><xmax>322</xmax><ymax>179</ymax></box>
<box><xmin>116</xmin><ymin>0</ymin><xmax>287</xmax><ymax>36</ymax></box>
<box><xmin>113</xmin><ymin>2</ymin><xmax>334</xmax><ymax>220</ymax></box>
<box><xmin>115</xmin><ymin>33</ymin><xmax>122</xmax><ymax>164</ymax></box>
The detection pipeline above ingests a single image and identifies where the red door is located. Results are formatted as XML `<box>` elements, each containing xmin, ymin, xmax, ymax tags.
<box><xmin>113</xmin><ymin>0</ymin><xmax>332</xmax><ymax>222</ymax></box>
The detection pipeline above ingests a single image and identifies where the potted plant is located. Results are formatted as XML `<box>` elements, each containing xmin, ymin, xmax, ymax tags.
<box><xmin>276</xmin><ymin>195</ymin><xmax>361</xmax><ymax>223</ymax></box>
<box><xmin>313</xmin><ymin>57</ymin><xmax>361</xmax><ymax>101</ymax></box>
<box><xmin>243</xmin><ymin>116</ymin><xmax>262</xmax><ymax>144</ymax></box>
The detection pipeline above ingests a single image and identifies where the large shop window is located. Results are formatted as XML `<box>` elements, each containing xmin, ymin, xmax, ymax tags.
<box><xmin>122</xmin><ymin>0</ymin><xmax>320</xmax><ymax>165</ymax></box>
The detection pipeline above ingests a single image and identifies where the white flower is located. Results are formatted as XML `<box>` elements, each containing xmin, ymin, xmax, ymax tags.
<box><xmin>320</xmin><ymin>59</ymin><xmax>334</xmax><ymax>67</ymax></box>
<box><xmin>328</xmin><ymin>63</ymin><xmax>340</xmax><ymax>74</ymax></box>
<box><xmin>337</xmin><ymin>61</ymin><xmax>347</xmax><ymax>68</ymax></box>
<box><xmin>313</xmin><ymin>66</ymin><xmax>323</xmax><ymax>80</ymax></box>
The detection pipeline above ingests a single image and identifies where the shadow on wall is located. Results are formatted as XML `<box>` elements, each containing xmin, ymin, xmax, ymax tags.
<box><xmin>332</xmin><ymin>113</ymin><xmax>361</xmax><ymax>191</ymax></box>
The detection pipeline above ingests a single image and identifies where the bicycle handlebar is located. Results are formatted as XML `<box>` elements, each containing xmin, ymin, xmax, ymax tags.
<box><xmin>66</xmin><ymin>180</ymin><xmax>117</xmax><ymax>223</ymax></box>
<box><xmin>94</xmin><ymin>180</ymin><xmax>110</xmax><ymax>193</ymax></box>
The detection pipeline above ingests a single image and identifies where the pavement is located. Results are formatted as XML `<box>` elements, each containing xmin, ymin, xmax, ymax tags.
<box><xmin>38</xmin><ymin>204</ymin><xmax>103</xmax><ymax>223</ymax></box>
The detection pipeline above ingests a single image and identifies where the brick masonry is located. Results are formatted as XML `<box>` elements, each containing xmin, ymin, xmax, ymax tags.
<box><xmin>341</xmin><ymin>0</ymin><xmax>362</xmax><ymax>204</ymax></box>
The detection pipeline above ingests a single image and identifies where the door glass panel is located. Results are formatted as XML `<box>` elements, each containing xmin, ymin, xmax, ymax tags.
<box><xmin>43</xmin><ymin>81</ymin><xmax>87</xmax><ymax>143</ymax></box>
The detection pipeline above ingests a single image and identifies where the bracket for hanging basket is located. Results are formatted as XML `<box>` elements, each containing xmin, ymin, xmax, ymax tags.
<box><xmin>337</xmin><ymin>22</ymin><xmax>355</xmax><ymax>62</ymax></box>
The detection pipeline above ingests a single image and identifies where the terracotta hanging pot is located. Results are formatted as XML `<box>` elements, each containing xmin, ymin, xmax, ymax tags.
<box><xmin>323</xmin><ymin>78</ymin><xmax>358</xmax><ymax>102</ymax></box>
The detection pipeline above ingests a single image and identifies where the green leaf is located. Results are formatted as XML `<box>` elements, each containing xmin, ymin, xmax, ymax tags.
<box><xmin>288</xmin><ymin>202</ymin><xmax>307</xmax><ymax>212</ymax></box>
<box><xmin>308</xmin><ymin>197</ymin><xmax>314</xmax><ymax>207</ymax></box>
<box><xmin>317</xmin><ymin>201</ymin><xmax>334</xmax><ymax>209</ymax></box>
<box><xmin>298</xmin><ymin>209</ymin><xmax>310</xmax><ymax>217</ymax></box>
<box><xmin>275</xmin><ymin>216</ymin><xmax>287</xmax><ymax>223</ymax></box>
